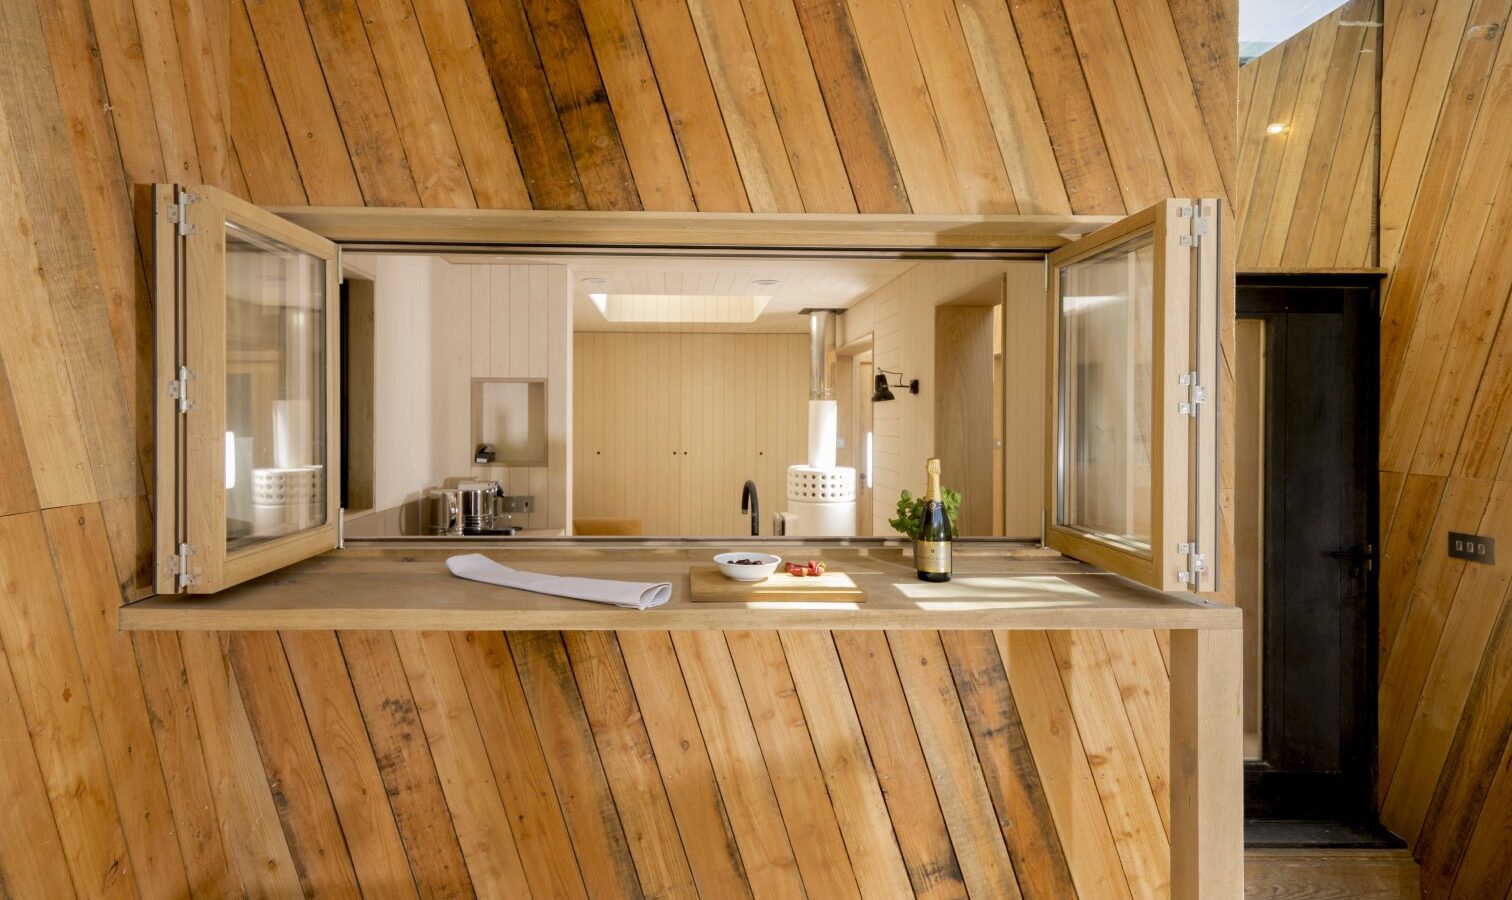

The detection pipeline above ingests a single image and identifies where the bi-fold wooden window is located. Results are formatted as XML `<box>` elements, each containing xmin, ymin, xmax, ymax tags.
<box><xmin>153</xmin><ymin>187</ymin><xmax>1219</xmax><ymax>595</ymax></box>
<box><xmin>154</xmin><ymin>185</ymin><xmax>341</xmax><ymax>594</ymax></box>
<box><xmin>1046</xmin><ymin>198</ymin><xmax>1221</xmax><ymax>592</ymax></box>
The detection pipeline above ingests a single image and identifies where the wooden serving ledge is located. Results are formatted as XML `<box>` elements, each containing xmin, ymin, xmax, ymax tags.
<box><xmin>119</xmin><ymin>540</ymin><xmax>1244</xmax><ymax>898</ymax></box>
<box><xmin>119</xmin><ymin>545</ymin><xmax>1240</xmax><ymax>633</ymax></box>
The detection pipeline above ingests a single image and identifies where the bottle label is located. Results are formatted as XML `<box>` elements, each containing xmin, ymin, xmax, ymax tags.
<box><xmin>916</xmin><ymin>540</ymin><xmax>952</xmax><ymax>573</ymax></box>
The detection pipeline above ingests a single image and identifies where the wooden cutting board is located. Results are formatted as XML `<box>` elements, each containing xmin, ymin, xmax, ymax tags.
<box><xmin>688</xmin><ymin>565</ymin><xmax>866</xmax><ymax>603</ymax></box>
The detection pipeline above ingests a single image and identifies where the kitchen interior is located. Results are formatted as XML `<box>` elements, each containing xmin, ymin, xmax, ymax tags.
<box><xmin>337</xmin><ymin>252</ymin><xmax>1058</xmax><ymax>543</ymax></box>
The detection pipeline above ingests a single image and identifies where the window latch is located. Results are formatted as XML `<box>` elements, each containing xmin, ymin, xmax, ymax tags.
<box><xmin>1178</xmin><ymin>370</ymin><xmax>1206</xmax><ymax>416</ymax></box>
<box><xmin>168</xmin><ymin>365</ymin><xmax>195</xmax><ymax>414</ymax></box>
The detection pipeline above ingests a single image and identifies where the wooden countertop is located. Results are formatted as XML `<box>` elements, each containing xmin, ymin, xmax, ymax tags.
<box><xmin>120</xmin><ymin>545</ymin><xmax>1240</xmax><ymax>632</ymax></box>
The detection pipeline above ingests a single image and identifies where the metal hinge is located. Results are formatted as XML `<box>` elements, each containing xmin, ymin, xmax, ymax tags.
<box><xmin>167</xmin><ymin>190</ymin><xmax>197</xmax><ymax>236</ymax></box>
<box><xmin>1178</xmin><ymin>205</ymin><xmax>1209</xmax><ymax>247</ymax></box>
<box><xmin>1177</xmin><ymin>370</ymin><xmax>1206</xmax><ymax>416</ymax></box>
<box><xmin>168</xmin><ymin>542</ymin><xmax>198</xmax><ymax>588</ymax></box>
<box><xmin>1177</xmin><ymin>541</ymin><xmax>1207</xmax><ymax>585</ymax></box>
<box><xmin>167</xmin><ymin>365</ymin><xmax>195</xmax><ymax>413</ymax></box>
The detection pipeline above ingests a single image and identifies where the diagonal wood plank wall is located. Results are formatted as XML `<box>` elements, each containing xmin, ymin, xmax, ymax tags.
<box><xmin>0</xmin><ymin>0</ymin><xmax>1234</xmax><ymax>896</ymax></box>
<box><xmin>1236</xmin><ymin>0</ymin><xmax>1381</xmax><ymax>268</ymax></box>
<box><xmin>1240</xmin><ymin>2</ymin><xmax>1512</xmax><ymax>897</ymax></box>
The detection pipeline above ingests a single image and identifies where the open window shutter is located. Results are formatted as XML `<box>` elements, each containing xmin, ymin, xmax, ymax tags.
<box><xmin>1045</xmin><ymin>198</ymin><xmax>1221</xmax><ymax>592</ymax></box>
<box><xmin>154</xmin><ymin>184</ymin><xmax>341</xmax><ymax>594</ymax></box>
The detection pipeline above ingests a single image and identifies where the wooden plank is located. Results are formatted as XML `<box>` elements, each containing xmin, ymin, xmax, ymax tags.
<box><xmin>1101</xmin><ymin>629</ymin><xmax>1173</xmax><ymax>833</ymax></box>
<box><xmin>689</xmin><ymin>565</ymin><xmax>865</xmax><ymax>601</ymax></box>
<box><xmin>356</xmin><ymin>0</ymin><xmax>475</xmax><ymax>207</ymax></box>
<box><xmin>1379</xmin><ymin>475</ymin><xmax>1492</xmax><ymax>788</ymax></box>
<box><xmin>0</xmin><ymin>511</ymin><xmax>137</xmax><ymax>899</ymax></box>
<box><xmin>576</xmin><ymin>0</ymin><xmax>697</xmax><ymax>212</ymax></box>
<box><xmin>563</xmin><ymin>630</ymin><xmax>700</xmax><ymax>898</ymax></box>
<box><xmin>953</xmin><ymin>0</ymin><xmax>1071</xmax><ymax>214</ymax></box>
<box><xmin>1058</xmin><ymin>0</ymin><xmax>1171</xmax><ymax>209</ymax></box>
<box><xmin>889</xmin><ymin>630</ymin><xmax>1022</xmax><ymax>899</ymax></box>
<box><xmin>170</xmin><ymin>0</ymin><xmax>233</xmax><ymax>186</ymax></box>
<box><xmin>1001</xmin><ymin>631</ymin><xmax>1132</xmax><ymax>899</ymax></box>
<box><xmin>299</xmin><ymin>0</ymin><xmax>422</xmax><ymax>206</ymax></box>
<box><xmin>519</xmin><ymin>0</ymin><xmax>641</xmax><ymax>211</ymax></box>
<box><xmin>467</xmin><ymin>0</ymin><xmax>588</xmax><ymax>209</ymax></box>
<box><xmin>831</xmin><ymin>631</ymin><xmax>966</xmax><ymax>899</ymax></box>
<box><xmin>1168</xmin><ymin>628</ymin><xmax>1243</xmax><ymax>900</ymax></box>
<box><xmin>392</xmin><ymin>630</ymin><xmax>533</xmax><ymax>896</ymax></box>
<box><xmin>338</xmin><ymin>630</ymin><xmax>476</xmax><ymax>898</ymax></box>
<box><xmin>408</xmin><ymin>0</ymin><xmax>533</xmax><ymax>209</ymax></box>
<box><xmin>130</xmin><ymin>0</ymin><xmax>205</xmax><ymax>181</ymax></box>
<box><xmin>507</xmin><ymin>631</ymin><xmax>644</xmax><ymax>899</ymax></box>
<box><xmin>448</xmin><ymin>631</ymin><xmax>589</xmax><ymax>899</ymax></box>
<box><xmin>0</xmin><ymin>356</ymin><xmax>38</xmax><ymax>516</ymax></box>
<box><xmin>616</xmin><ymin>630</ymin><xmax>752</xmax><ymax>898</ymax></box>
<box><xmin>630</xmin><ymin>0</ymin><xmax>750</xmax><ymax>212</ymax></box>
<box><xmin>843</xmin><ymin>0</ymin><xmax>963</xmax><ymax>213</ymax></box>
<box><xmin>1167</xmin><ymin>0</ymin><xmax>1239</xmax><ymax>201</ymax></box>
<box><xmin>179</xmin><ymin>631</ymin><xmax>303</xmax><ymax>897</ymax></box>
<box><xmin>228</xmin><ymin>0</ymin><xmax>306</xmax><ymax>204</ymax></box>
<box><xmin>35</xmin><ymin>0</ymin><xmax>158</xmax><ymax>488</ymax></box>
<box><xmin>1413</xmin><ymin>587</ymin><xmax>1512</xmax><ymax>898</ymax></box>
<box><xmin>41</xmin><ymin>506</ymin><xmax>192</xmax><ymax>899</ymax></box>
<box><xmin>129</xmin><ymin>631</ymin><xmax>234</xmax><ymax>896</ymax></box>
<box><xmin>1447</xmin><ymin>727</ymin><xmax>1512</xmax><ymax>900</ymax></box>
<box><xmin>281</xmin><ymin>630</ymin><xmax>419</xmax><ymax>898</ymax></box>
<box><xmin>1243</xmin><ymin>848</ymin><xmax>1421</xmax><ymax>900</ymax></box>
<box><xmin>1238</xmin><ymin>32</ymin><xmax>1310</xmax><ymax>267</ymax></box>
<box><xmin>669</xmin><ymin>630</ymin><xmax>807</xmax><ymax>900</ymax></box>
<box><xmin>0</xmin><ymin>633</ymin><xmax>77</xmax><ymax>899</ymax></box>
<box><xmin>683</xmin><ymin>0</ymin><xmax>803</xmax><ymax>213</ymax></box>
<box><xmin>1376</xmin><ymin>473</ymin><xmax>1447</xmax><ymax>657</ymax></box>
<box><xmin>1381</xmin><ymin>480</ymin><xmax>1512</xmax><ymax>837</ymax></box>
<box><xmin>725</xmin><ymin>630</ymin><xmax>863</xmax><ymax>899</ymax></box>
<box><xmin>83</xmin><ymin>0</ymin><xmax>167</xmax><ymax>182</ymax></box>
<box><xmin>780</xmin><ymin>631</ymin><xmax>915</xmax><ymax>898</ymax></box>
<box><xmin>790</xmin><ymin>0</ymin><xmax>910</xmax><ymax>213</ymax></box>
<box><xmin>939</xmin><ymin>630</ymin><xmax>1077</xmax><ymax>900</ymax></box>
<box><xmin>736</xmin><ymin>0</ymin><xmax>856</xmax><ymax>212</ymax></box>
<box><xmin>241</xmin><ymin>0</ymin><xmax>364</xmax><ymax>205</ymax></box>
<box><xmin>229</xmin><ymin>631</ymin><xmax>363</xmax><ymax>898</ymax></box>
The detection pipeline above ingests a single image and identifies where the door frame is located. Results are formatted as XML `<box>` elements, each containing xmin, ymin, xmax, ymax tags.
<box><xmin>1237</xmin><ymin>271</ymin><xmax>1382</xmax><ymax>822</ymax></box>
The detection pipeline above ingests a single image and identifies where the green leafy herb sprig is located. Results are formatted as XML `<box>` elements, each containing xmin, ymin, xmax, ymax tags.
<box><xmin>889</xmin><ymin>488</ymin><xmax>962</xmax><ymax>541</ymax></box>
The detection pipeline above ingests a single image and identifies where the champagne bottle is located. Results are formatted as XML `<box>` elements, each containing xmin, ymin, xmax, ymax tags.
<box><xmin>916</xmin><ymin>458</ymin><xmax>952</xmax><ymax>582</ymax></box>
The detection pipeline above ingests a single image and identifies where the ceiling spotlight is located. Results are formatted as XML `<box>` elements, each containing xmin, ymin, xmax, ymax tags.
<box><xmin>1266</xmin><ymin>123</ymin><xmax>1287</xmax><ymax>135</ymax></box>
<box><xmin>581</xmin><ymin>276</ymin><xmax>609</xmax><ymax>285</ymax></box>
<box><xmin>752</xmin><ymin>278</ymin><xmax>780</xmax><ymax>286</ymax></box>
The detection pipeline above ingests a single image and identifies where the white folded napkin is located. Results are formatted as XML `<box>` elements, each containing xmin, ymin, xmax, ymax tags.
<box><xmin>445</xmin><ymin>553</ymin><xmax>671</xmax><ymax>610</ymax></box>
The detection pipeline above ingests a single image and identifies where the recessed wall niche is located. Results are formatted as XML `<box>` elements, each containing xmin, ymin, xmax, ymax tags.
<box><xmin>471</xmin><ymin>377</ymin><xmax>548</xmax><ymax>467</ymax></box>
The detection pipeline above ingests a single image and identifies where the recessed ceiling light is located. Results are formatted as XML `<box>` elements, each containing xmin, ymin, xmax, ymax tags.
<box><xmin>1266</xmin><ymin>123</ymin><xmax>1287</xmax><ymax>135</ymax></box>
<box><xmin>582</xmin><ymin>276</ymin><xmax>609</xmax><ymax>285</ymax></box>
<box><xmin>752</xmin><ymin>278</ymin><xmax>780</xmax><ymax>286</ymax></box>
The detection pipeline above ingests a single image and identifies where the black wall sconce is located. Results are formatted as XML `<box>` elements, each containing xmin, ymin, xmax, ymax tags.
<box><xmin>872</xmin><ymin>369</ymin><xmax>919</xmax><ymax>402</ymax></box>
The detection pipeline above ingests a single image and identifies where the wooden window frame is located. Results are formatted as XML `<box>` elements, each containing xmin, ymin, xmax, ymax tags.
<box><xmin>1045</xmin><ymin>198</ymin><xmax>1220</xmax><ymax>592</ymax></box>
<box><xmin>154</xmin><ymin>184</ymin><xmax>342</xmax><ymax>594</ymax></box>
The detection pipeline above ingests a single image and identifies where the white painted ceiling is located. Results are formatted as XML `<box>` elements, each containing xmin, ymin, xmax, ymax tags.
<box><xmin>446</xmin><ymin>255</ymin><xmax>916</xmax><ymax>333</ymax></box>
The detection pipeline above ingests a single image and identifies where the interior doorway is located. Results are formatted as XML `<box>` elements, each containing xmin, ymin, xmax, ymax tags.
<box><xmin>1237</xmin><ymin>273</ymin><xmax>1384</xmax><ymax>836</ymax></box>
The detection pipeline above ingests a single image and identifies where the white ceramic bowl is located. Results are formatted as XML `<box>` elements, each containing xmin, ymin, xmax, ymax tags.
<box><xmin>713</xmin><ymin>552</ymin><xmax>782</xmax><ymax>582</ymax></box>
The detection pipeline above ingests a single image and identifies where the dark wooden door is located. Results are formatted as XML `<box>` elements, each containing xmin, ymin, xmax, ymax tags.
<box><xmin>1239</xmin><ymin>275</ymin><xmax>1379</xmax><ymax>822</ymax></box>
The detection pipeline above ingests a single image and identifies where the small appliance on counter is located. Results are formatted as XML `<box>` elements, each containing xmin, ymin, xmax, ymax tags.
<box><xmin>425</xmin><ymin>479</ymin><xmax>522</xmax><ymax>535</ymax></box>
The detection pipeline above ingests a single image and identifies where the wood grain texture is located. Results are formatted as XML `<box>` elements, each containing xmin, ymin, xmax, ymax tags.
<box><xmin>0</xmin><ymin>0</ymin><xmax>1245</xmax><ymax>895</ymax></box>
<box><xmin>1237</xmin><ymin>2</ymin><xmax>1511</xmax><ymax>895</ymax></box>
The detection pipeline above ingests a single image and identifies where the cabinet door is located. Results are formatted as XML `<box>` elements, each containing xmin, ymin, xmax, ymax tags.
<box><xmin>153</xmin><ymin>185</ymin><xmax>341</xmax><ymax>594</ymax></box>
<box><xmin>1046</xmin><ymin>198</ymin><xmax>1220</xmax><ymax>592</ymax></box>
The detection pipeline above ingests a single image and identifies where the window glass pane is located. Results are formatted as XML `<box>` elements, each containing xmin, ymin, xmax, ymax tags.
<box><xmin>1057</xmin><ymin>233</ymin><xmax>1155</xmax><ymax>553</ymax></box>
<box><xmin>225</xmin><ymin>222</ymin><xmax>327</xmax><ymax>551</ymax></box>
